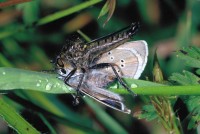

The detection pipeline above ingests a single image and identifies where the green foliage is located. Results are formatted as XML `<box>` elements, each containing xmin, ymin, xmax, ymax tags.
<box><xmin>182</xmin><ymin>96</ymin><xmax>200</xmax><ymax>130</ymax></box>
<box><xmin>98</xmin><ymin>0</ymin><xmax>116</xmax><ymax>26</ymax></box>
<box><xmin>135</xmin><ymin>46</ymin><xmax>200</xmax><ymax>133</ymax></box>
<box><xmin>135</xmin><ymin>105</ymin><xmax>158</xmax><ymax>121</ymax></box>
<box><xmin>17</xmin><ymin>0</ymin><xmax>40</xmax><ymax>25</ymax></box>
<box><xmin>0</xmin><ymin>98</ymin><xmax>40</xmax><ymax>134</ymax></box>
<box><xmin>176</xmin><ymin>47</ymin><xmax>200</xmax><ymax>68</ymax></box>
<box><xmin>169</xmin><ymin>46</ymin><xmax>200</xmax><ymax>130</ymax></box>
<box><xmin>170</xmin><ymin>71</ymin><xmax>200</xmax><ymax>85</ymax></box>
<box><xmin>0</xmin><ymin>0</ymin><xmax>200</xmax><ymax>134</ymax></box>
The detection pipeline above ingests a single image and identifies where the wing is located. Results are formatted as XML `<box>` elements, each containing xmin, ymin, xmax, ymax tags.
<box><xmin>97</xmin><ymin>40</ymin><xmax>148</xmax><ymax>79</ymax></box>
<box><xmin>61</xmin><ymin>70</ymin><xmax>130</xmax><ymax>113</ymax></box>
<box><xmin>80</xmin><ymin>83</ymin><xmax>131</xmax><ymax>114</ymax></box>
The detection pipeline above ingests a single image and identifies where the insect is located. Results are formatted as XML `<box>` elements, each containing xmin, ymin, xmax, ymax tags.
<box><xmin>61</xmin><ymin>68</ymin><xmax>132</xmax><ymax>114</ymax></box>
<box><xmin>55</xmin><ymin>23</ymin><xmax>148</xmax><ymax>113</ymax></box>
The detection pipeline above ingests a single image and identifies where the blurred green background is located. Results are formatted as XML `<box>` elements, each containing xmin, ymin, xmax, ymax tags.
<box><xmin>0</xmin><ymin>0</ymin><xmax>200</xmax><ymax>134</ymax></box>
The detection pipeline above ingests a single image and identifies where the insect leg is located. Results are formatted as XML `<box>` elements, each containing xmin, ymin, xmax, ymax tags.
<box><xmin>64</xmin><ymin>68</ymin><xmax>77</xmax><ymax>86</ymax></box>
<box><xmin>89</xmin><ymin>63</ymin><xmax>136</xmax><ymax>96</ymax></box>
<box><xmin>76</xmin><ymin>68</ymin><xmax>85</xmax><ymax>93</ymax></box>
<box><xmin>72</xmin><ymin>94</ymin><xmax>80</xmax><ymax>106</ymax></box>
<box><xmin>72</xmin><ymin>68</ymin><xmax>85</xmax><ymax>105</ymax></box>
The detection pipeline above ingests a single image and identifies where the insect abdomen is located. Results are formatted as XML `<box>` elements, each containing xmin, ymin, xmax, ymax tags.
<box><xmin>86</xmin><ymin>23</ymin><xmax>139</xmax><ymax>59</ymax></box>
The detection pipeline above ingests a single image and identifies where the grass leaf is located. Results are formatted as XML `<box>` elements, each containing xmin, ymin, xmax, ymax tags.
<box><xmin>0</xmin><ymin>67</ymin><xmax>200</xmax><ymax>95</ymax></box>
<box><xmin>0</xmin><ymin>98</ymin><xmax>40</xmax><ymax>134</ymax></box>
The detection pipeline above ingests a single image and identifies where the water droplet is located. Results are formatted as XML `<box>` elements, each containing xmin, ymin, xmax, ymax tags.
<box><xmin>68</xmin><ymin>87</ymin><xmax>73</xmax><ymax>91</ymax></box>
<box><xmin>109</xmin><ymin>84</ymin><xmax>118</xmax><ymax>89</ymax></box>
<box><xmin>2</xmin><ymin>72</ymin><xmax>6</xmax><ymax>75</ymax></box>
<box><xmin>36</xmin><ymin>83</ymin><xmax>40</xmax><ymax>87</ymax></box>
<box><xmin>131</xmin><ymin>83</ymin><xmax>138</xmax><ymax>88</ymax></box>
<box><xmin>45</xmin><ymin>83</ymin><xmax>53</xmax><ymax>90</ymax></box>
<box><xmin>56</xmin><ymin>83</ymin><xmax>60</xmax><ymax>86</ymax></box>
<box><xmin>38</xmin><ymin>80</ymin><xmax>42</xmax><ymax>83</ymax></box>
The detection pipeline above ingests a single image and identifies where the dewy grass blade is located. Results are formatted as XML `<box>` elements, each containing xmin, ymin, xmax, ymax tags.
<box><xmin>0</xmin><ymin>67</ymin><xmax>200</xmax><ymax>95</ymax></box>
<box><xmin>0</xmin><ymin>67</ymin><xmax>73</xmax><ymax>94</ymax></box>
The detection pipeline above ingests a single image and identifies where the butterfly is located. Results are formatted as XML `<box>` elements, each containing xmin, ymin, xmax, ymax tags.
<box><xmin>55</xmin><ymin>23</ymin><xmax>148</xmax><ymax>114</ymax></box>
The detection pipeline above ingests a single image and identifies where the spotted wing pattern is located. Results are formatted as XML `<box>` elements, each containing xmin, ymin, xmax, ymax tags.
<box><xmin>97</xmin><ymin>40</ymin><xmax>148</xmax><ymax>79</ymax></box>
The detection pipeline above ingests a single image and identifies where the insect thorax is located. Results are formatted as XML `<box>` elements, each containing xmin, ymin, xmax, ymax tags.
<box><xmin>61</xmin><ymin>41</ymin><xmax>89</xmax><ymax>68</ymax></box>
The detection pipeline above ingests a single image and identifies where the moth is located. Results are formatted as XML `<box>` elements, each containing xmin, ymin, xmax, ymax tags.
<box><xmin>55</xmin><ymin>23</ymin><xmax>148</xmax><ymax>114</ymax></box>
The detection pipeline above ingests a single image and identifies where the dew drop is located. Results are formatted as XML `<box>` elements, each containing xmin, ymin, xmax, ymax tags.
<box><xmin>38</xmin><ymin>80</ymin><xmax>42</xmax><ymax>83</ymax></box>
<box><xmin>68</xmin><ymin>87</ymin><xmax>73</xmax><ymax>91</ymax></box>
<box><xmin>131</xmin><ymin>83</ymin><xmax>138</xmax><ymax>88</ymax></box>
<box><xmin>45</xmin><ymin>83</ymin><xmax>53</xmax><ymax>90</ymax></box>
<box><xmin>57</xmin><ymin>83</ymin><xmax>60</xmax><ymax>86</ymax></box>
<box><xmin>109</xmin><ymin>84</ymin><xmax>118</xmax><ymax>89</ymax></box>
<box><xmin>36</xmin><ymin>83</ymin><xmax>40</xmax><ymax>87</ymax></box>
<box><xmin>2</xmin><ymin>72</ymin><xmax>6</xmax><ymax>75</ymax></box>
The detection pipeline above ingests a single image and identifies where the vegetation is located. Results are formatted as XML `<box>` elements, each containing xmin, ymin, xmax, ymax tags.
<box><xmin>0</xmin><ymin>0</ymin><xmax>200</xmax><ymax>133</ymax></box>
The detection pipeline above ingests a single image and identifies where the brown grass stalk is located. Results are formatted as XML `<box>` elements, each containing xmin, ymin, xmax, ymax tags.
<box><xmin>0</xmin><ymin>0</ymin><xmax>31</xmax><ymax>8</ymax></box>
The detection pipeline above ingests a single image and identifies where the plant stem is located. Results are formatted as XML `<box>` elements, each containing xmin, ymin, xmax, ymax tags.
<box><xmin>0</xmin><ymin>0</ymin><xmax>31</xmax><ymax>8</ymax></box>
<box><xmin>111</xmin><ymin>85</ymin><xmax>200</xmax><ymax>95</ymax></box>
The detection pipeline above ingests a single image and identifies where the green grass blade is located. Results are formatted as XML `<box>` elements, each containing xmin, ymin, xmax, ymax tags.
<box><xmin>0</xmin><ymin>67</ymin><xmax>72</xmax><ymax>94</ymax></box>
<box><xmin>84</xmin><ymin>97</ymin><xmax>128</xmax><ymax>134</ymax></box>
<box><xmin>0</xmin><ymin>67</ymin><xmax>200</xmax><ymax>95</ymax></box>
<box><xmin>38</xmin><ymin>113</ymin><xmax>57</xmax><ymax>134</ymax></box>
<box><xmin>36</xmin><ymin>0</ymin><xmax>102</xmax><ymax>26</ymax></box>
<box><xmin>0</xmin><ymin>98</ymin><xmax>40</xmax><ymax>134</ymax></box>
<box><xmin>110</xmin><ymin>84</ymin><xmax>200</xmax><ymax>95</ymax></box>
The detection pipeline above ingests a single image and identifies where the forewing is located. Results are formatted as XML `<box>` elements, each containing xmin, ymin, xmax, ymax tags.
<box><xmin>80</xmin><ymin>83</ymin><xmax>131</xmax><ymax>114</ymax></box>
<box><xmin>97</xmin><ymin>40</ymin><xmax>148</xmax><ymax>79</ymax></box>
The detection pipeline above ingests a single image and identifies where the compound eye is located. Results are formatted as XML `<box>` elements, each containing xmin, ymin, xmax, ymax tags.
<box><xmin>60</xmin><ymin>68</ymin><xmax>66</xmax><ymax>74</ymax></box>
<box><xmin>58</xmin><ymin>68</ymin><xmax>68</xmax><ymax>76</ymax></box>
<box><xmin>57</xmin><ymin>58</ymin><xmax>64</xmax><ymax>67</ymax></box>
